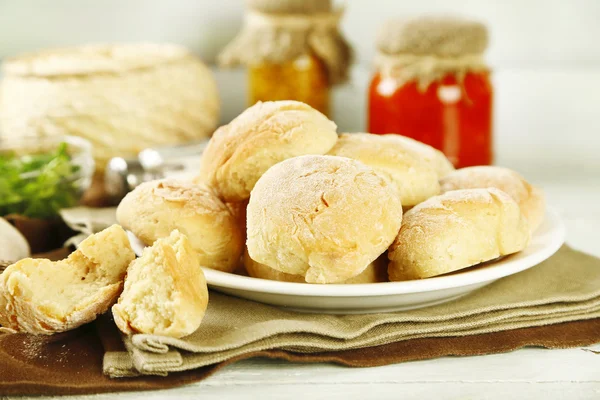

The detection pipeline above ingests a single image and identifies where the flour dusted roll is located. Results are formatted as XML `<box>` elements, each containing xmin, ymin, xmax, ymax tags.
<box><xmin>380</xmin><ymin>134</ymin><xmax>455</xmax><ymax>177</ymax></box>
<box><xmin>112</xmin><ymin>230</ymin><xmax>208</xmax><ymax>338</ymax></box>
<box><xmin>0</xmin><ymin>44</ymin><xmax>219</xmax><ymax>170</ymax></box>
<box><xmin>243</xmin><ymin>249</ymin><xmax>388</xmax><ymax>284</ymax></box>
<box><xmin>199</xmin><ymin>101</ymin><xmax>338</xmax><ymax>202</ymax></box>
<box><xmin>247</xmin><ymin>155</ymin><xmax>403</xmax><ymax>284</ymax></box>
<box><xmin>439</xmin><ymin>166</ymin><xmax>546</xmax><ymax>231</ymax></box>
<box><xmin>0</xmin><ymin>225</ymin><xmax>134</xmax><ymax>334</ymax></box>
<box><xmin>388</xmin><ymin>188</ymin><xmax>530</xmax><ymax>281</ymax></box>
<box><xmin>327</xmin><ymin>133</ymin><xmax>440</xmax><ymax>206</ymax></box>
<box><xmin>116</xmin><ymin>179</ymin><xmax>243</xmax><ymax>273</ymax></box>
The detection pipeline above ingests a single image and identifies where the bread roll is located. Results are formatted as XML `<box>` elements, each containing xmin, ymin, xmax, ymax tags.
<box><xmin>199</xmin><ymin>101</ymin><xmax>338</xmax><ymax>202</ymax></box>
<box><xmin>327</xmin><ymin>133</ymin><xmax>440</xmax><ymax>206</ymax></box>
<box><xmin>439</xmin><ymin>166</ymin><xmax>546</xmax><ymax>231</ymax></box>
<box><xmin>247</xmin><ymin>155</ymin><xmax>403</xmax><ymax>284</ymax></box>
<box><xmin>112</xmin><ymin>230</ymin><xmax>208</xmax><ymax>338</ymax></box>
<box><xmin>379</xmin><ymin>134</ymin><xmax>455</xmax><ymax>177</ymax></box>
<box><xmin>388</xmin><ymin>188</ymin><xmax>530</xmax><ymax>281</ymax></box>
<box><xmin>0</xmin><ymin>225</ymin><xmax>134</xmax><ymax>334</ymax></box>
<box><xmin>117</xmin><ymin>179</ymin><xmax>243</xmax><ymax>273</ymax></box>
<box><xmin>243</xmin><ymin>248</ymin><xmax>388</xmax><ymax>284</ymax></box>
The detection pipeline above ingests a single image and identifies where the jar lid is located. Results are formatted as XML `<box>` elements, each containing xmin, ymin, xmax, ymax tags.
<box><xmin>246</xmin><ymin>0</ymin><xmax>332</xmax><ymax>14</ymax></box>
<box><xmin>376</xmin><ymin>16</ymin><xmax>488</xmax><ymax>57</ymax></box>
<box><xmin>218</xmin><ymin>0</ymin><xmax>352</xmax><ymax>85</ymax></box>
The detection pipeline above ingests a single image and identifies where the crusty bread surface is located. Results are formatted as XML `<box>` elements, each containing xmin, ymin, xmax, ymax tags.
<box><xmin>198</xmin><ymin>100</ymin><xmax>338</xmax><ymax>202</ymax></box>
<box><xmin>388</xmin><ymin>188</ymin><xmax>530</xmax><ymax>281</ymax></box>
<box><xmin>243</xmin><ymin>248</ymin><xmax>388</xmax><ymax>284</ymax></box>
<box><xmin>116</xmin><ymin>179</ymin><xmax>243</xmax><ymax>273</ymax></box>
<box><xmin>379</xmin><ymin>134</ymin><xmax>455</xmax><ymax>177</ymax></box>
<box><xmin>247</xmin><ymin>155</ymin><xmax>403</xmax><ymax>284</ymax></box>
<box><xmin>440</xmin><ymin>166</ymin><xmax>546</xmax><ymax>231</ymax></box>
<box><xmin>327</xmin><ymin>133</ymin><xmax>440</xmax><ymax>206</ymax></box>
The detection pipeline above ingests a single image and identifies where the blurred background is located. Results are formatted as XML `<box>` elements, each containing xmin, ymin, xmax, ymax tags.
<box><xmin>1</xmin><ymin>0</ymin><xmax>599</xmax><ymax>170</ymax></box>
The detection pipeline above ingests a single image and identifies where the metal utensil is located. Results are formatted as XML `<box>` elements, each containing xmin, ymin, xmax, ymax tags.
<box><xmin>104</xmin><ymin>157</ymin><xmax>164</xmax><ymax>202</ymax></box>
<box><xmin>104</xmin><ymin>140</ymin><xmax>208</xmax><ymax>202</ymax></box>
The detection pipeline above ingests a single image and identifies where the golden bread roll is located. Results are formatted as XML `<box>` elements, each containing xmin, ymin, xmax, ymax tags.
<box><xmin>199</xmin><ymin>100</ymin><xmax>338</xmax><ymax>202</ymax></box>
<box><xmin>380</xmin><ymin>134</ymin><xmax>455</xmax><ymax>177</ymax></box>
<box><xmin>388</xmin><ymin>188</ymin><xmax>530</xmax><ymax>281</ymax></box>
<box><xmin>116</xmin><ymin>179</ymin><xmax>243</xmax><ymax>273</ymax></box>
<box><xmin>243</xmin><ymin>248</ymin><xmax>388</xmax><ymax>284</ymax></box>
<box><xmin>327</xmin><ymin>133</ymin><xmax>440</xmax><ymax>206</ymax></box>
<box><xmin>0</xmin><ymin>225</ymin><xmax>135</xmax><ymax>334</ymax></box>
<box><xmin>439</xmin><ymin>166</ymin><xmax>546</xmax><ymax>231</ymax></box>
<box><xmin>112</xmin><ymin>230</ymin><xmax>208</xmax><ymax>338</ymax></box>
<box><xmin>247</xmin><ymin>155</ymin><xmax>403</xmax><ymax>284</ymax></box>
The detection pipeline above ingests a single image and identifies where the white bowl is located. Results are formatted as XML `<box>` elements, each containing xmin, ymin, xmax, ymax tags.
<box><xmin>127</xmin><ymin>208</ymin><xmax>565</xmax><ymax>314</ymax></box>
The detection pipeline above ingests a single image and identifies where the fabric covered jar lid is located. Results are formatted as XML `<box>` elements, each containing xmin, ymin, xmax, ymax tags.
<box><xmin>218</xmin><ymin>0</ymin><xmax>352</xmax><ymax>85</ymax></box>
<box><xmin>376</xmin><ymin>16</ymin><xmax>489</xmax><ymax>57</ymax></box>
<box><xmin>246</xmin><ymin>0</ymin><xmax>332</xmax><ymax>14</ymax></box>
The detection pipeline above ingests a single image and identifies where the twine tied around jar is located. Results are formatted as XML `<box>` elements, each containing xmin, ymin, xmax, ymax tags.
<box><xmin>245</xmin><ymin>9</ymin><xmax>343</xmax><ymax>30</ymax></box>
<box><xmin>374</xmin><ymin>52</ymin><xmax>489</xmax><ymax>92</ymax></box>
<box><xmin>218</xmin><ymin>6</ymin><xmax>353</xmax><ymax>85</ymax></box>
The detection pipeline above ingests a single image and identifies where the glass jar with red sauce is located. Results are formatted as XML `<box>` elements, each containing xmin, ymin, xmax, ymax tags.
<box><xmin>368</xmin><ymin>16</ymin><xmax>493</xmax><ymax>168</ymax></box>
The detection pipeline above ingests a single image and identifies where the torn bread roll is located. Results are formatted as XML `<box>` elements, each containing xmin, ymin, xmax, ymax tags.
<box><xmin>112</xmin><ymin>230</ymin><xmax>208</xmax><ymax>338</ymax></box>
<box><xmin>199</xmin><ymin>100</ymin><xmax>338</xmax><ymax>202</ymax></box>
<box><xmin>0</xmin><ymin>225</ymin><xmax>134</xmax><ymax>334</ymax></box>
<box><xmin>388</xmin><ymin>188</ymin><xmax>530</xmax><ymax>281</ymax></box>
<box><xmin>247</xmin><ymin>155</ymin><xmax>403</xmax><ymax>284</ymax></box>
<box><xmin>117</xmin><ymin>179</ymin><xmax>243</xmax><ymax>273</ymax></box>
<box><xmin>439</xmin><ymin>166</ymin><xmax>546</xmax><ymax>231</ymax></box>
<box><xmin>243</xmin><ymin>249</ymin><xmax>388</xmax><ymax>284</ymax></box>
<box><xmin>327</xmin><ymin>133</ymin><xmax>440</xmax><ymax>206</ymax></box>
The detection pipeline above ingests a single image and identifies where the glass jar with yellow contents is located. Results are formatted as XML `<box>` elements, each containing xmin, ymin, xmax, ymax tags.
<box><xmin>219</xmin><ymin>0</ymin><xmax>352</xmax><ymax>116</ymax></box>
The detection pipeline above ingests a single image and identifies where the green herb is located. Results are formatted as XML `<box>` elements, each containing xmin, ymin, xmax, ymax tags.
<box><xmin>0</xmin><ymin>142</ymin><xmax>81</xmax><ymax>219</ymax></box>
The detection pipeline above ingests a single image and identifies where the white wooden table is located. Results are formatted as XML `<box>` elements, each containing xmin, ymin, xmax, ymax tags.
<box><xmin>5</xmin><ymin>169</ymin><xmax>599</xmax><ymax>400</ymax></box>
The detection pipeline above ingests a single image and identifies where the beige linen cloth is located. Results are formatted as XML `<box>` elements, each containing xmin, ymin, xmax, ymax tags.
<box><xmin>59</xmin><ymin>208</ymin><xmax>600</xmax><ymax>378</ymax></box>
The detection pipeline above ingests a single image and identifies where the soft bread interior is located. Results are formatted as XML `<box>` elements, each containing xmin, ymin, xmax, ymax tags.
<box><xmin>112</xmin><ymin>230</ymin><xmax>208</xmax><ymax>338</ymax></box>
<box><xmin>5</xmin><ymin>257</ymin><xmax>118</xmax><ymax>320</ymax></box>
<box><xmin>0</xmin><ymin>225</ymin><xmax>134</xmax><ymax>331</ymax></box>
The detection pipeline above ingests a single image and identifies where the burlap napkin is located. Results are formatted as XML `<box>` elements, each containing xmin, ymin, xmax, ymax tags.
<box><xmin>103</xmin><ymin>245</ymin><xmax>600</xmax><ymax>378</ymax></box>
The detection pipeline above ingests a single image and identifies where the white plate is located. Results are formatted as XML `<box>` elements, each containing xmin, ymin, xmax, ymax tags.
<box><xmin>127</xmin><ymin>208</ymin><xmax>565</xmax><ymax>314</ymax></box>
